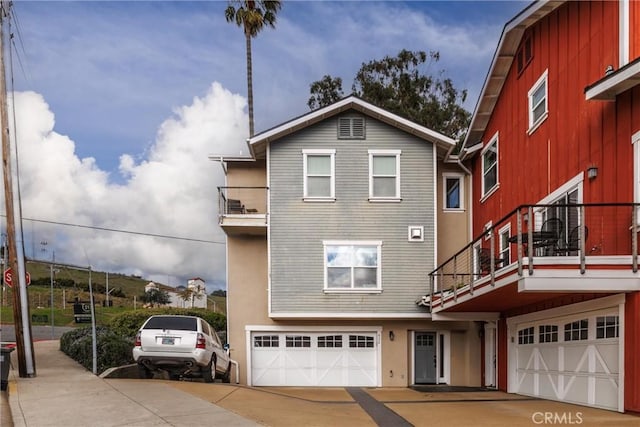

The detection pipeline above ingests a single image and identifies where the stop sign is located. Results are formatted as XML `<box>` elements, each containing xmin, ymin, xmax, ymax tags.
<box><xmin>3</xmin><ymin>268</ymin><xmax>30</xmax><ymax>288</ymax></box>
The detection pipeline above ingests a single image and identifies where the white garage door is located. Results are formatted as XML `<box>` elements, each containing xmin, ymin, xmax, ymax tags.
<box><xmin>250</xmin><ymin>332</ymin><xmax>378</xmax><ymax>386</ymax></box>
<box><xmin>514</xmin><ymin>308</ymin><xmax>621</xmax><ymax>410</ymax></box>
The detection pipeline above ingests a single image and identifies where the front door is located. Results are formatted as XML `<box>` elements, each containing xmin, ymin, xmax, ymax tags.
<box><xmin>415</xmin><ymin>332</ymin><xmax>436</xmax><ymax>384</ymax></box>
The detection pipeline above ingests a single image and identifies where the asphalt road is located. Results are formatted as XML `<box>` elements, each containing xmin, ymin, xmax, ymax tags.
<box><xmin>0</xmin><ymin>324</ymin><xmax>75</xmax><ymax>342</ymax></box>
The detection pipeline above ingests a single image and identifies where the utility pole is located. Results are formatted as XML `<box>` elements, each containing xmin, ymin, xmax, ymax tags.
<box><xmin>0</xmin><ymin>2</ymin><xmax>35</xmax><ymax>377</ymax></box>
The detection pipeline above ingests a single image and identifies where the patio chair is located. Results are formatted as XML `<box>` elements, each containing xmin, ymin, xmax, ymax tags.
<box><xmin>554</xmin><ymin>225</ymin><xmax>589</xmax><ymax>255</ymax></box>
<box><xmin>534</xmin><ymin>218</ymin><xmax>564</xmax><ymax>255</ymax></box>
<box><xmin>226</xmin><ymin>199</ymin><xmax>245</xmax><ymax>214</ymax></box>
<box><xmin>479</xmin><ymin>247</ymin><xmax>505</xmax><ymax>273</ymax></box>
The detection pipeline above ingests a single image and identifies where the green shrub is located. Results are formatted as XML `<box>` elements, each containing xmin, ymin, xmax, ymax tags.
<box><xmin>108</xmin><ymin>308</ymin><xmax>226</xmax><ymax>338</ymax></box>
<box><xmin>60</xmin><ymin>326</ymin><xmax>134</xmax><ymax>374</ymax></box>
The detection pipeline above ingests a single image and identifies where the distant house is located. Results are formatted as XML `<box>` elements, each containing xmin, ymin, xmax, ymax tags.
<box><xmin>144</xmin><ymin>279</ymin><xmax>207</xmax><ymax>309</ymax></box>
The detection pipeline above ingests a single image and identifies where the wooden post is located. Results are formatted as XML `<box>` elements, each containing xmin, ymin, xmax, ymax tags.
<box><xmin>0</xmin><ymin>2</ymin><xmax>35</xmax><ymax>376</ymax></box>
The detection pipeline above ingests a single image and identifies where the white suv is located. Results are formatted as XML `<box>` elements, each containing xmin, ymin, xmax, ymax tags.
<box><xmin>133</xmin><ymin>315</ymin><xmax>231</xmax><ymax>383</ymax></box>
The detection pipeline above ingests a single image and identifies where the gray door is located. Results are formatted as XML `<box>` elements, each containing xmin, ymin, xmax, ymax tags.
<box><xmin>415</xmin><ymin>332</ymin><xmax>436</xmax><ymax>384</ymax></box>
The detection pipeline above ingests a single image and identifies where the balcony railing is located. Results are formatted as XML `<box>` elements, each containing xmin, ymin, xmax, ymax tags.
<box><xmin>427</xmin><ymin>203</ymin><xmax>640</xmax><ymax>309</ymax></box>
<box><xmin>217</xmin><ymin>187</ymin><xmax>269</xmax><ymax>232</ymax></box>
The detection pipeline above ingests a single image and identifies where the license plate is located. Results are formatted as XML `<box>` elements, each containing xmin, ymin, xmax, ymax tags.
<box><xmin>161</xmin><ymin>337</ymin><xmax>175</xmax><ymax>345</ymax></box>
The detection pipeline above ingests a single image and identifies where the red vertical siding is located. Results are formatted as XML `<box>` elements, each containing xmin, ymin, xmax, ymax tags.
<box><xmin>625</xmin><ymin>292</ymin><xmax>640</xmax><ymax>412</ymax></box>
<box><xmin>497</xmin><ymin>318</ymin><xmax>508</xmax><ymax>392</ymax></box>
<box><xmin>472</xmin><ymin>1</ymin><xmax>625</xmax><ymax>241</ymax></box>
<box><xmin>631</xmin><ymin>0</ymin><xmax>640</xmax><ymax>59</ymax></box>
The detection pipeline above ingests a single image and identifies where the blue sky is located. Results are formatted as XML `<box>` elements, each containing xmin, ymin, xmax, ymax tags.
<box><xmin>5</xmin><ymin>0</ymin><xmax>527</xmax><ymax>290</ymax></box>
<box><xmin>13</xmin><ymin>0</ymin><xmax>525</xmax><ymax>174</ymax></box>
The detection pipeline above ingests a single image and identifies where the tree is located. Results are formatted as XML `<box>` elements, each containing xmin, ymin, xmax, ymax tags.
<box><xmin>225</xmin><ymin>0</ymin><xmax>282</xmax><ymax>137</ymax></box>
<box><xmin>139</xmin><ymin>288</ymin><xmax>171</xmax><ymax>308</ymax></box>
<box><xmin>307</xmin><ymin>49</ymin><xmax>471</xmax><ymax>141</ymax></box>
<box><xmin>178</xmin><ymin>287</ymin><xmax>203</xmax><ymax>308</ymax></box>
<box><xmin>210</xmin><ymin>289</ymin><xmax>227</xmax><ymax>297</ymax></box>
<box><xmin>308</xmin><ymin>75</ymin><xmax>344</xmax><ymax>110</ymax></box>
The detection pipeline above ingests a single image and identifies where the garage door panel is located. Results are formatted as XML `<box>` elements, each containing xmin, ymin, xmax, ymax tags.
<box><xmin>595</xmin><ymin>378</ymin><xmax>619</xmax><ymax>409</ymax></box>
<box><xmin>538</xmin><ymin>348</ymin><xmax>559</xmax><ymax>371</ymax></box>
<box><xmin>595</xmin><ymin>343</ymin><xmax>618</xmax><ymax>374</ymax></box>
<box><xmin>564</xmin><ymin>376</ymin><xmax>589</xmax><ymax>403</ymax></box>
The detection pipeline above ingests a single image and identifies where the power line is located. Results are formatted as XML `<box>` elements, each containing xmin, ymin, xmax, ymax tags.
<box><xmin>2</xmin><ymin>215</ymin><xmax>226</xmax><ymax>245</ymax></box>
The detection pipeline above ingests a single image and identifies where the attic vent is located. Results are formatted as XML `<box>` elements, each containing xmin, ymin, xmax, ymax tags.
<box><xmin>338</xmin><ymin>117</ymin><xmax>365</xmax><ymax>139</ymax></box>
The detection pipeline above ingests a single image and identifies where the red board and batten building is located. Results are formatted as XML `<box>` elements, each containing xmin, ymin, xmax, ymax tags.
<box><xmin>428</xmin><ymin>0</ymin><xmax>640</xmax><ymax>413</ymax></box>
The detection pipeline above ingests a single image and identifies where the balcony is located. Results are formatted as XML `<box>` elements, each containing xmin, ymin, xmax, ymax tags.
<box><xmin>425</xmin><ymin>203</ymin><xmax>640</xmax><ymax>316</ymax></box>
<box><xmin>218</xmin><ymin>186</ymin><xmax>268</xmax><ymax>236</ymax></box>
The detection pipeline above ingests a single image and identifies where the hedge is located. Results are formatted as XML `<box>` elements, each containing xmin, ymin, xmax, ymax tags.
<box><xmin>59</xmin><ymin>326</ymin><xmax>134</xmax><ymax>374</ymax></box>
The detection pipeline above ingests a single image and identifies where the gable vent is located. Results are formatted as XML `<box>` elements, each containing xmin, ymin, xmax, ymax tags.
<box><xmin>338</xmin><ymin>117</ymin><xmax>365</xmax><ymax>139</ymax></box>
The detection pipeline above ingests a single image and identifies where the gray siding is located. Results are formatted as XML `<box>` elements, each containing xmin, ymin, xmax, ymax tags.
<box><xmin>269</xmin><ymin>113</ymin><xmax>435</xmax><ymax>313</ymax></box>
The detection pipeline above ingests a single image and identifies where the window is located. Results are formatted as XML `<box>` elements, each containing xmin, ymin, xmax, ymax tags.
<box><xmin>517</xmin><ymin>33</ymin><xmax>533</xmax><ymax>75</ymax></box>
<box><xmin>564</xmin><ymin>319</ymin><xmax>588</xmax><ymax>341</ymax></box>
<box><xmin>369</xmin><ymin>150</ymin><xmax>401</xmax><ymax>200</ymax></box>
<box><xmin>303</xmin><ymin>149</ymin><xmax>335</xmax><ymax>200</ymax></box>
<box><xmin>324</xmin><ymin>241</ymin><xmax>381</xmax><ymax>290</ymax></box>
<box><xmin>338</xmin><ymin>117</ymin><xmax>365</xmax><ymax>139</ymax></box>
<box><xmin>539</xmin><ymin>325</ymin><xmax>558</xmax><ymax>343</ymax></box>
<box><xmin>443</xmin><ymin>173</ymin><xmax>464</xmax><ymax>210</ymax></box>
<box><xmin>596</xmin><ymin>316</ymin><xmax>619</xmax><ymax>339</ymax></box>
<box><xmin>286</xmin><ymin>335</ymin><xmax>311</xmax><ymax>348</ymax></box>
<box><xmin>254</xmin><ymin>335</ymin><xmax>279</xmax><ymax>348</ymax></box>
<box><xmin>498</xmin><ymin>225</ymin><xmax>511</xmax><ymax>266</ymax></box>
<box><xmin>318</xmin><ymin>335</ymin><xmax>342</xmax><ymax>348</ymax></box>
<box><xmin>518</xmin><ymin>327</ymin><xmax>534</xmax><ymax>345</ymax></box>
<box><xmin>481</xmin><ymin>134</ymin><xmax>498</xmax><ymax>197</ymax></box>
<box><xmin>349</xmin><ymin>335</ymin><xmax>374</xmax><ymax>348</ymax></box>
<box><xmin>528</xmin><ymin>70</ymin><xmax>548</xmax><ymax>132</ymax></box>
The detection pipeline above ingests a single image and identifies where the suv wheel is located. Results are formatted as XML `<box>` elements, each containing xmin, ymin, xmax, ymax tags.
<box><xmin>221</xmin><ymin>363</ymin><xmax>231</xmax><ymax>383</ymax></box>
<box><xmin>137</xmin><ymin>363</ymin><xmax>153</xmax><ymax>379</ymax></box>
<box><xmin>203</xmin><ymin>356</ymin><xmax>215</xmax><ymax>383</ymax></box>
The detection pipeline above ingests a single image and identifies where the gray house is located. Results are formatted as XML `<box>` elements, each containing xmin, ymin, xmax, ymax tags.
<box><xmin>214</xmin><ymin>96</ymin><xmax>477</xmax><ymax>387</ymax></box>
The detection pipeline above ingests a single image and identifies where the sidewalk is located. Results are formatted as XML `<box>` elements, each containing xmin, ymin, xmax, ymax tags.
<box><xmin>6</xmin><ymin>340</ymin><xmax>257</xmax><ymax>427</ymax></box>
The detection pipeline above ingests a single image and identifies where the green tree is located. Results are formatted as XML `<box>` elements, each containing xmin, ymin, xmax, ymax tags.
<box><xmin>308</xmin><ymin>75</ymin><xmax>344</xmax><ymax>110</ymax></box>
<box><xmin>307</xmin><ymin>49</ymin><xmax>471</xmax><ymax>141</ymax></box>
<box><xmin>139</xmin><ymin>288</ymin><xmax>171</xmax><ymax>307</ymax></box>
<box><xmin>225</xmin><ymin>0</ymin><xmax>282</xmax><ymax>137</ymax></box>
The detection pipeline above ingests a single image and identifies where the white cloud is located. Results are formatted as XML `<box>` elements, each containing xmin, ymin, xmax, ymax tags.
<box><xmin>5</xmin><ymin>83</ymin><xmax>248</xmax><ymax>290</ymax></box>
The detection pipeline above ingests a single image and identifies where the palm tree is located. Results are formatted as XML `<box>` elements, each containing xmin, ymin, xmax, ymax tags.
<box><xmin>225</xmin><ymin>0</ymin><xmax>282</xmax><ymax>137</ymax></box>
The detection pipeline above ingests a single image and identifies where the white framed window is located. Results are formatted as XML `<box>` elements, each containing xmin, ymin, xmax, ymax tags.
<box><xmin>324</xmin><ymin>241</ymin><xmax>382</xmax><ymax>292</ymax></box>
<box><xmin>596</xmin><ymin>316</ymin><xmax>619</xmax><ymax>339</ymax></box>
<box><xmin>369</xmin><ymin>150</ymin><xmax>401</xmax><ymax>201</ymax></box>
<box><xmin>498</xmin><ymin>224</ymin><xmax>511</xmax><ymax>266</ymax></box>
<box><xmin>564</xmin><ymin>319</ymin><xmax>588</xmax><ymax>341</ymax></box>
<box><xmin>443</xmin><ymin>173</ymin><xmax>464</xmax><ymax>211</ymax></box>
<box><xmin>303</xmin><ymin>149</ymin><xmax>335</xmax><ymax>200</ymax></box>
<box><xmin>528</xmin><ymin>70</ymin><xmax>548</xmax><ymax>133</ymax></box>
<box><xmin>481</xmin><ymin>134</ymin><xmax>498</xmax><ymax>198</ymax></box>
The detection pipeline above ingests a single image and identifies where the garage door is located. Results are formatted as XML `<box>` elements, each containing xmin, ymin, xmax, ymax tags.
<box><xmin>250</xmin><ymin>332</ymin><xmax>378</xmax><ymax>386</ymax></box>
<box><xmin>514</xmin><ymin>308</ymin><xmax>620</xmax><ymax>410</ymax></box>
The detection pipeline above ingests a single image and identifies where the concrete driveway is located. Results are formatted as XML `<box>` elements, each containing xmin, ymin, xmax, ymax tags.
<box><xmin>164</xmin><ymin>381</ymin><xmax>640</xmax><ymax>427</ymax></box>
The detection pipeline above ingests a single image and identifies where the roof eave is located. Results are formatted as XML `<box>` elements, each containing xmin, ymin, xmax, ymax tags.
<box><xmin>463</xmin><ymin>1</ymin><xmax>566</xmax><ymax>148</ymax></box>
<box><xmin>249</xmin><ymin>95</ymin><xmax>456</xmax><ymax>156</ymax></box>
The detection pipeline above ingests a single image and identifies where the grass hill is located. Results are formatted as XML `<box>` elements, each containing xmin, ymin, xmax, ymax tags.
<box><xmin>0</xmin><ymin>261</ymin><xmax>226</xmax><ymax>326</ymax></box>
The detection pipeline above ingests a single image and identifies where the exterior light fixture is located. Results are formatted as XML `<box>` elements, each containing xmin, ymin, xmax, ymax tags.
<box><xmin>587</xmin><ymin>166</ymin><xmax>598</xmax><ymax>179</ymax></box>
<box><xmin>389</xmin><ymin>330</ymin><xmax>395</xmax><ymax>341</ymax></box>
